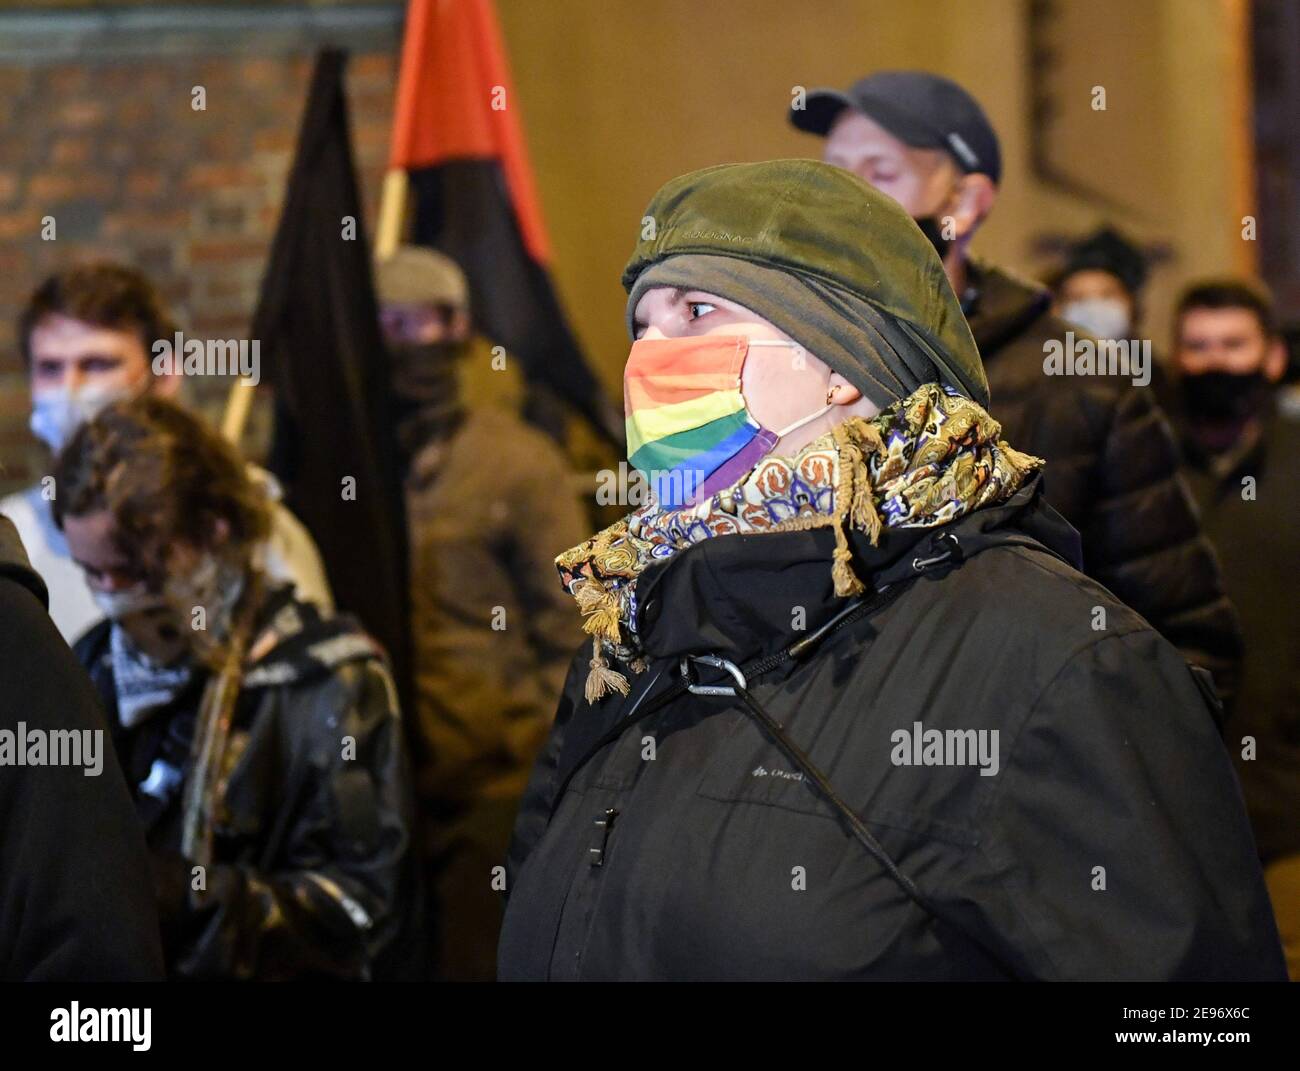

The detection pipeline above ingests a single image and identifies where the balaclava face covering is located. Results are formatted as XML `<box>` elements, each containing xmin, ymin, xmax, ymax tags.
<box><xmin>386</xmin><ymin>339</ymin><xmax>467</xmax><ymax>460</ymax></box>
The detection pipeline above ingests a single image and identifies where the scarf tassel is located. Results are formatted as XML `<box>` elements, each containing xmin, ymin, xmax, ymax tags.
<box><xmin>562</xmin><ymin>387</ymin><xmax>1045</xmax><ymax>704</ymax></box>
<box><xmin>830</xmin><ymin>421</ymin><xmax>886</xmax><ymax>597</ymax></box>
<box><xmin>574</xmin><ymin>581</ymin><xmax>633</xmax><ymax>702</ymax></box>
<box><xmin>574</xmin><ymin>580</ymin><xmax>623</xmax><ymax>642</ymax></box>
<box><xmin>585</xmin><ymin>636</ymin><xmax>631</xmax><ymax>703</ymax></box>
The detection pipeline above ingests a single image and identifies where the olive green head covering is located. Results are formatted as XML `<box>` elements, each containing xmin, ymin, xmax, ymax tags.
<box><xmin>622</xmin><ymin>158</ymin><xmax>988</xmax><ymax>409</ymax></box>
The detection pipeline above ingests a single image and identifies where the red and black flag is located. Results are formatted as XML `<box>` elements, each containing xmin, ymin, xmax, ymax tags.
<box><xmin>251</xmin><ymin>49</ymin><xmax>411</xmax><ymax>704</ymax></box>
<box><xmin>388</xmin><ymin>0</ymin><xmax>619</xmax><ymax>444</ymax></box>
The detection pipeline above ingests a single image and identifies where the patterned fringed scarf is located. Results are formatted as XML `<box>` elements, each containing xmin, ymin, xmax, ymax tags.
<box><xmin>558</xmin><ymin>382</ymin><xmax>1043</xmax><ymax>704</ymax></box>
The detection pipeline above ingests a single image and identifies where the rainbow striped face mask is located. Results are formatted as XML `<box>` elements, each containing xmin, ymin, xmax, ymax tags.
<box><xmin>624</xmin><ymin>334</ymin><xmax>833</xmax><ymax>509</ymax></box>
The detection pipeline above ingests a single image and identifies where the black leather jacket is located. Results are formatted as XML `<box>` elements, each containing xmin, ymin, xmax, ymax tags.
<box><xmin>75</xmin><ymin>585</ymin><xmax>420</xmax><ymax>980</ymax></box>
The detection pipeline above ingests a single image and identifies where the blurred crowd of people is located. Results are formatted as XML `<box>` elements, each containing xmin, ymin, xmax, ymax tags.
<box><xmin>0</xmin><ymin>67</ymin><xmax>1295</xmax><ymax>982</ymax></box>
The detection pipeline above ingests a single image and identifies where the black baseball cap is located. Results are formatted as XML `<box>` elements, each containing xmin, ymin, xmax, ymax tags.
<box><xmin>790</xmin><ymin>70</ymin><xmax>1002</xmax><ymax>185</ymax></box>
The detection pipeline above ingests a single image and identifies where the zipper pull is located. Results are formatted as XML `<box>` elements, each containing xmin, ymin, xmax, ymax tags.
<box><xmin>588</xmin><ymin>807</ymin><xmax>620</xmax><ymax>867</ymax></box>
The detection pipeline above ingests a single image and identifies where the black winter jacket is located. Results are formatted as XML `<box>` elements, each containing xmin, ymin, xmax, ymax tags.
<box><xmin>1175</xmin><ymin>399</ymin><xmax>1300</xmax><ymax>862</ymax></box>
<box><xmin>967</xmin><ymin>262</ymin><xmax>1243</xmax><ymax>704</ymax></box>
<box><xmin>498</xmin><ymin>477</ymin><xmax>1285</xmax><ymax>981</ymax></box>
<box><xmin>75</xmin><ymin>586</ymin><xmax>419</xmax><ymax>980</ymax></box>
<box><xmin>0</xmin><ymin>516</ymin><xmax>163</xmax><ymax>981</ymax></box>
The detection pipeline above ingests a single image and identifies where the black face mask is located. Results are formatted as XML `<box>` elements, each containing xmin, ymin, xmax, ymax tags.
<box><xmin>386</xmin><ymin>341</ymin><xmax>467</xmax><ymax>460</ymax></box>
<box><xmin>1179</xmin><ymin>370</ymin><xmax>1269</xmax><ymax>425</ymax></box>
<box><xmin>915</xmin><ymin>216</ymin><xmax>953</xmax><ymax>261</ymax></box>
<box><xmin>387</xmin><ymin>341</ymin><xmax>465</xmax><ymax>405</ymax></box>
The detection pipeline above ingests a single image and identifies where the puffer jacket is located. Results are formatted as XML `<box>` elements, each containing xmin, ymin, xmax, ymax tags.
<box><xmin>75</xmin><ymin>585</ymin><xmax>419</xmax><ymax>981</ymax></box>
<box><xmin>966</xmin><ymin>262</ymin><xmax>1243</xmax><ymax>705</ymax></box>
<box><xmin>498</xmin><ymin>476</ymin><xmax>1285</xmax><ymax>981</ymax></box>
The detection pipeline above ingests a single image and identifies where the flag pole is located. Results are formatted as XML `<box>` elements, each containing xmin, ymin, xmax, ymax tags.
<box><xmin>375</xmin><ymin>168</ymin><xmax>408</xmax><ymax>259</ymax></box>
<box><xmin>220</xmin><ymin>381</ymin><xmax>255</xmax><ymax>444</ymax></box>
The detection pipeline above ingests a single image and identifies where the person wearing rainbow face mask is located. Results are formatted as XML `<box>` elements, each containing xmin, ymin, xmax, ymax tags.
<box><xmin>496</xmin><ymin>160</ymin><xmax>1284</xmax><ymax>981</ymax></box>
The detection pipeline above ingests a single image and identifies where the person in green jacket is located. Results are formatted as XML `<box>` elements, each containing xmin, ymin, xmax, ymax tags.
<box><xmin>376</xmin><ymin>246</ymin><xmax>589</xmax><ymax>980</ymax></box>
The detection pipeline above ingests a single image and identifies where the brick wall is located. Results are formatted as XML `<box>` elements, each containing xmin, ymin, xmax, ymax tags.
<box><xmin>0</xmin><ymin>9</ymin><xmax>401</xmax><ymax>495</ymax></box>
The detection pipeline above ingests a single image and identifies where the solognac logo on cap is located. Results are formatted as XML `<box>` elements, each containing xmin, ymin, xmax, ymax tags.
<box><xmin>651</xmin><ymin>223</ymin><xmax>754</xmax><ymax>245</ymax></box>
<box><xmin>679</xmin><ymin>229</ymin><xmax>753</xmax><ymax>243</ymax></box>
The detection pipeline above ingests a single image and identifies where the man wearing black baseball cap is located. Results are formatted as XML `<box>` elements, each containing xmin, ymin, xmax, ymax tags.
<box><xmin>791</xmin><ymin>70</ymin><xmax>1243</xmax><ymax>707</ymax></box>
<box><xmin>795</xmin><ymin>71</ymin><xmax>1002</xmax><ymax>179</ymax></box>
<box><xmin>792</xmin><ymin>71</ymin><xmax>1000</xmax><ymax>281</ymax></box>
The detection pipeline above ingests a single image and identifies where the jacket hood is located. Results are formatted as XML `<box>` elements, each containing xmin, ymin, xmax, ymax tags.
<box><xmin>966</xmin><ymin>260</ymin><xmax>1052</xmax><ymax>358</ymax></box>
<box><xmin>0</xmin><ymin>513</ymin><xmax>48</xmax><ymax>611</ymax></box>
<box><xmin>631</xmin><ymin>472</ymin><xmax>1079</xmax><ymax>666</ymax></box>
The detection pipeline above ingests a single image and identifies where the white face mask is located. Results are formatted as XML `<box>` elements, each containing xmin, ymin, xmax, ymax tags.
<box><xmin>1060</xmin><ymin>297</ymin><xmax>1131</xmax><ymax>342</ymax></box>
<box><xmin>91</xmin><ymin>553</ymin><xmax>244</xmax><ymax>668</ymax></box>
<box><xmin>29</xmin><ymin>381</ymin><xmax>135</xmax><ymax>453</ymax></box>
<box><xmin>93</xmin><ymin>585</ymin><xmax>186</xmax><ymax>667</ymax></box>
<box><xmin>92</xmin><ymin>584</ymin><xmax>166</xmax><ymax>621</ymax></box>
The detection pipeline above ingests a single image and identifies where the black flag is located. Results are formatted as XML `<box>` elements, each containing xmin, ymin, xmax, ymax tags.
<box><xmin>251</xmin><ymin>49</ymin><xmax>410</xmax><ymax>706</ymax></box>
